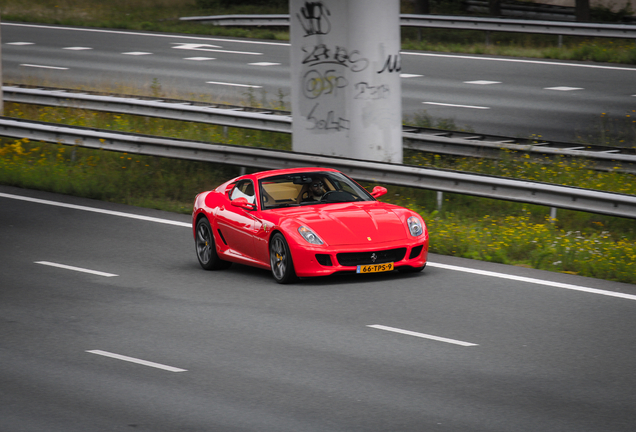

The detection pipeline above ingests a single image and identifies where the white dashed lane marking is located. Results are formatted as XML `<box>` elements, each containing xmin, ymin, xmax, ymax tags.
<box><xmin>464</xmin><ymin>80</ymin><xmax>501</xmax><ymax>85</ymax></box>
<box><xmin>423</xmin><ymin>102</ymin><xmax>490</xmax><ymax>110</ymax></box>
<box><xmin>367</xmin><ymin>325</ymin><xmax>478</xmax><ymax>347</ymax></box>
<box><xmin>20</xmin><ymin>64</ymin><xmax>68</xmax><ymax>70</ymax></box>
<box><xmin>544</xmin><ymin>86</ymin><xmax>584</xmax><ymax>91</ymax></box>
<box><xmin>172</xmin><ymin>43</ymin><xmax>263</xmax><ymax>56</ymax></box>
<box><xmin>35</xmin><ymin>261</ymin><xmax>119</xmax><ymax>278</ymax></box>
<box><xmin>86</xmin><ymin>350</ymin><xmax>187</xmax><ymax>372</ymax></box>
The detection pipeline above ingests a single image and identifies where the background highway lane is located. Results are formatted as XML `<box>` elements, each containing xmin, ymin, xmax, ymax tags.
<box><xmin>2</xmin><ymin>185</ymin><xmax>636</xmax><ymax>431</ymax></box>
<box><xmin>3</xmin><ymin>23</ymin><xmax>636</xmax><ymax>142</ymax></box>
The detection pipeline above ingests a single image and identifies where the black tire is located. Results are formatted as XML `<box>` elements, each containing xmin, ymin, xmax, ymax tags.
<box><xmin>195</xmin><ymin>217</ymin><xmax>232</xmax><ymax>270</ymax></box>
<box><xmin>269</xmin><ymin>233</ymin><xmax>298</xmax><ymax>284</ymax></box>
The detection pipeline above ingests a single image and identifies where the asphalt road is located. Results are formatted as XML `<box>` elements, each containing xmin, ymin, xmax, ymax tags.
<box><xmin>2</xmin><ymin>22</ymin><xmax>636</xmax><ymax>142</ymax></box>
<box><xmin>2</xmin><ymin>184</ymin><xmax>636</xmax><ymax>431</ymax></box>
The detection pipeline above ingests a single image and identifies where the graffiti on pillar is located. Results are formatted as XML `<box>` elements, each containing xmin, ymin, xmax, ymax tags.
<box><xmin>307</xmin><ymin>103</ymin><xmax>350</xmax><ymax>131</ymax></box>
<box><xmin>377</xmin><ymin>54</ymin><xmax>401</xmax><ymax>74</ymax></box>
<box><xmin>353</xmin><ymin>82</ymin><xmax>390</xmax><ymax>100</ymax></box>
<box><xmin>302</xmin><ymin>45</ymin><xmax>369</xmax><ymax>72</ymax></box>
<box><xmin>294</xmin><ymin>1</ymin><xmax>396</xmax><ymax>134</ymax></box>
<box><xmin>303</xmin><ymin>69</ymin><xmax>348</xmax><ymax>99</ymax></box>
<box><xmin>297</xmin><ymin>1</ymin><xmax>331</xmax><ymax>37</ymax></box>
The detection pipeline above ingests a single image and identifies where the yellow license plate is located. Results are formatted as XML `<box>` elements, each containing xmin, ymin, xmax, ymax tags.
<box><xmin>357</xmin><ymin>262</ymin><xmax>394</xmax><ymax>274</ymax></box>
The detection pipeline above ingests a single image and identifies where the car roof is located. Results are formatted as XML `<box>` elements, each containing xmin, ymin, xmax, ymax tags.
<box><xmin>250</xmin><ymin>167</ymin><xmax>340</xmax><ymax>180</ymax></box>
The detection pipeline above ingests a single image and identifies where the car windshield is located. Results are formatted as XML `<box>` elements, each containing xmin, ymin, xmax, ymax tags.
<box><xmin>259</xmin><ymin>172</ymin><xmax>374</xmax><ymax>210</ymax></box>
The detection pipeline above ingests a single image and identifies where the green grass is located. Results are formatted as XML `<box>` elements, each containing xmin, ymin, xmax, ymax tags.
<box><xmin>1</xmin><ymin>103</ymin><xmax>635</xmax><ymax>284</ymax></box>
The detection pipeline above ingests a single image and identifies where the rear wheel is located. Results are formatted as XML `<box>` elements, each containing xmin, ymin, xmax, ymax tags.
<box><xmin>269</xmin><ymin>233</ymin><xmax>298</xmax><ymax>284</ymax></box>
<box><xmin>195</xmin><ymin>218</ymin><xmax>231</xmax><ymax>270</ymax></box>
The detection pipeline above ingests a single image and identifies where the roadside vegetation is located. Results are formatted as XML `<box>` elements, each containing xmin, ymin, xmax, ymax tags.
<box><xmin>1</xmin><ymin>103</ymin><xmax>634</xmax><ymax>284</ymax></box>
<box><xmin>1</xmin><ymin>0</ymin><xmax>635</xmax><ymax>64</ymax></box>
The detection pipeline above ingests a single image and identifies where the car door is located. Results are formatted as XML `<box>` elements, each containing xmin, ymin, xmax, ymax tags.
<box><xmin>216</xmin><ymin>179</ymin><xmax>258</xmax><ymax>260</ymax></box>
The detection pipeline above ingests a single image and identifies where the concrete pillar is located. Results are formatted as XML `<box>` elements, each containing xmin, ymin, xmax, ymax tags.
<box><xmin>290</xmin><ymin>0</ymin><xmax>402</xmax><ymax>163</ymax></box>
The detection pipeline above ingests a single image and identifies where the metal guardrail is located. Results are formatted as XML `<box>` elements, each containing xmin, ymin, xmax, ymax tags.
<box><xmin>180</xmin><ymin>13</ymin><xmax>636</xmax><ymax>39</ymax></box>
<box><xmin>0</xmin><ymin>117</ymin><xmax>635</xmax><ymax>219</ymax></box>
<box><xmin>5</xmin><ymin>86</ymin><xmax>636</xmax><ymax>173</ymax></box>
<box><xmin>465</xmin><ymin>0</ymin><xmax>577</xmax><ymax>21</ymax></box>
<box><xmin>3</xmin><ymin>86</ymin><xmax>292</xmax><ymax>134</ymax></box>
<box><xmin>464</xmin><ymin>0</ymin><xmax>636</xmax><ymax>23</ymax></box>
<box><xmin>180</xmin><ymin>14</ymin><xmax>291</xmax><ymax>27</ymax></box>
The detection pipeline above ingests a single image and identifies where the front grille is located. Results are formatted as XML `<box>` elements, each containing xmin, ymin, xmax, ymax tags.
<box><xmin>337</xmin><ymin>248</ymin><xmax>407</xmax><ymax>266</ymax></box>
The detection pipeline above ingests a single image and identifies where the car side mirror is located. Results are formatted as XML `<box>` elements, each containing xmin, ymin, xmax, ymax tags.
<box><xmin>370</xmin><ymin>186</ymin><xmax>387</xmax><ymax>198</ymax></box>
<box><xmin>231</xmin><ymin>197</ymin><xmax>256</xmax><ymax>211</ymax></box>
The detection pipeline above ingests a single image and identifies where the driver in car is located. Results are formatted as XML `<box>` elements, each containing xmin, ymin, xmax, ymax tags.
<box><xmin>303</xmin><ymin>180</ymin><xmax>326</xmax><ymax>202</ymax></box>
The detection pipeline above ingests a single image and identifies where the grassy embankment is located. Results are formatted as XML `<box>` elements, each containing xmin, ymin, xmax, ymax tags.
<box><xmin>0</xmin><ymin>0</ymin><xmax>635</xmax><ymax>283</ymax></box>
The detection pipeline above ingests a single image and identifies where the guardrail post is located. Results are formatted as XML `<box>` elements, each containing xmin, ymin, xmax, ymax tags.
<box><xmin>290</xmin><ymin>0</ymin><xmax>403</xmax><ymax>163</ymax></box>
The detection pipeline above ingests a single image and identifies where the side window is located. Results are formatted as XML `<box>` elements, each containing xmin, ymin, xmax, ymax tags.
<box><xmin>229</xmin><ymin>180</ymin><xmax>256</xmax><ymax>204</ymax></box>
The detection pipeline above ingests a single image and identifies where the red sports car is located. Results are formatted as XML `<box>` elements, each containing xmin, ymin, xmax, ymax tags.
<box><xmin>192</xmin><ymin>167</ymin><xmax>428</xmax><ymax>283</ymax></box>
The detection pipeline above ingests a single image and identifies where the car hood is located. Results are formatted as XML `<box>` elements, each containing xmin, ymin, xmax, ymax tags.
<box><xmin>285</xmin><ymin>202</ymin><xmax>408</xmax><ymax>246</ymax></box>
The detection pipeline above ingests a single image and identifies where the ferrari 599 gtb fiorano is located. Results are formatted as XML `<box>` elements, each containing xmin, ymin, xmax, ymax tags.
<box><xmin>192</xmin><ymin>167</ymin><xmax>428</xmax><ymax>283</ymax></box>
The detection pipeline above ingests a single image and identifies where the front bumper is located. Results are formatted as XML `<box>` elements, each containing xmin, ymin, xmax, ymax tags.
<box><xmin>288</xmin><ymin>238</ymin><xmax>429</xmax><ymax>277</ymax></box>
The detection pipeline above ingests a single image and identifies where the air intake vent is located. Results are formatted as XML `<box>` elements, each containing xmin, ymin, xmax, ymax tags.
<box><xmin>409</xmin><ymin>245</ymin><xmax>423</xmax><ymax>259</ymax></box>
<box><xmin>337</xmin><ymin>248</ymin><xmax>406</xmax><ymax>266</ymax></box>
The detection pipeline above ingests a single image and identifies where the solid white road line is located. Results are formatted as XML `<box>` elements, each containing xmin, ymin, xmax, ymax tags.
<box><xmin>427</xmin><ymin>262</ymin><xmax>636</xmax><ymax>301</ymax></box>
<box><xmin>35</xmin><ymin>261</ymin><xmax>118</xmax><ymax>277</ymax></box>
<box><xmin>423</xmin><ymin>102</ymin><xmax>490</xmax><ymax>110</ymax></box>
<box><xmin>0</xmin><ymin>193</ymin><xmax>191</xmax><ymax>227</ymax></box>
<box><xmin>20</xmin><ymin>64</ymin><xmax>68</xmax><ymax>70</ymax></box>
<box><xmin>3</xmin><ymin>22</ymin><xmax>290</xmax><ymax>46</ymax></box>
<box><xmin>86</xmin><ymin>350</ymin><xmax>187</xmax><ymax>372</ymax></box>
<box><xmin>206</xmin><ymin>81</ymin><xmax>262</xmax><ymax>88</ymax></box>
<box><xmin>403</xmin><ymin>51</ymin><xmax>636</xmax><ymax>72</ymax></box>
<box><xmin>368</xmin><ymin>325</ymin><xmax>478</xmax><ymax>347</ymax></box>
<box><xmin>3</xmin><ymin>191</ymin><xmax>633</xmax><ymax>302</ymax></box>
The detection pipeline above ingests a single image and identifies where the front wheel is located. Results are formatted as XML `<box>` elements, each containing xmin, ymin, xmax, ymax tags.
<box><xmin>269</xmin><ymin>233</ymin><xmax>298</xmax><ymax>284</ymax></box>
<box><xmin>195</xmin><ymin>217</ymin><xmax>231</xmax><ymax>270</ymax></box>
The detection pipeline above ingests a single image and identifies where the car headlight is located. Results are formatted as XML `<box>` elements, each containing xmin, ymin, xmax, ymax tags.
<box><xmin>298</xmin><ymin>226</ymin><xmax>324</xmax><ymax>245</ymax></box>
<box><xmin>407</xmin><ymin>216</ymin><xmax>424</xmax><ymax>237</ymax></box>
